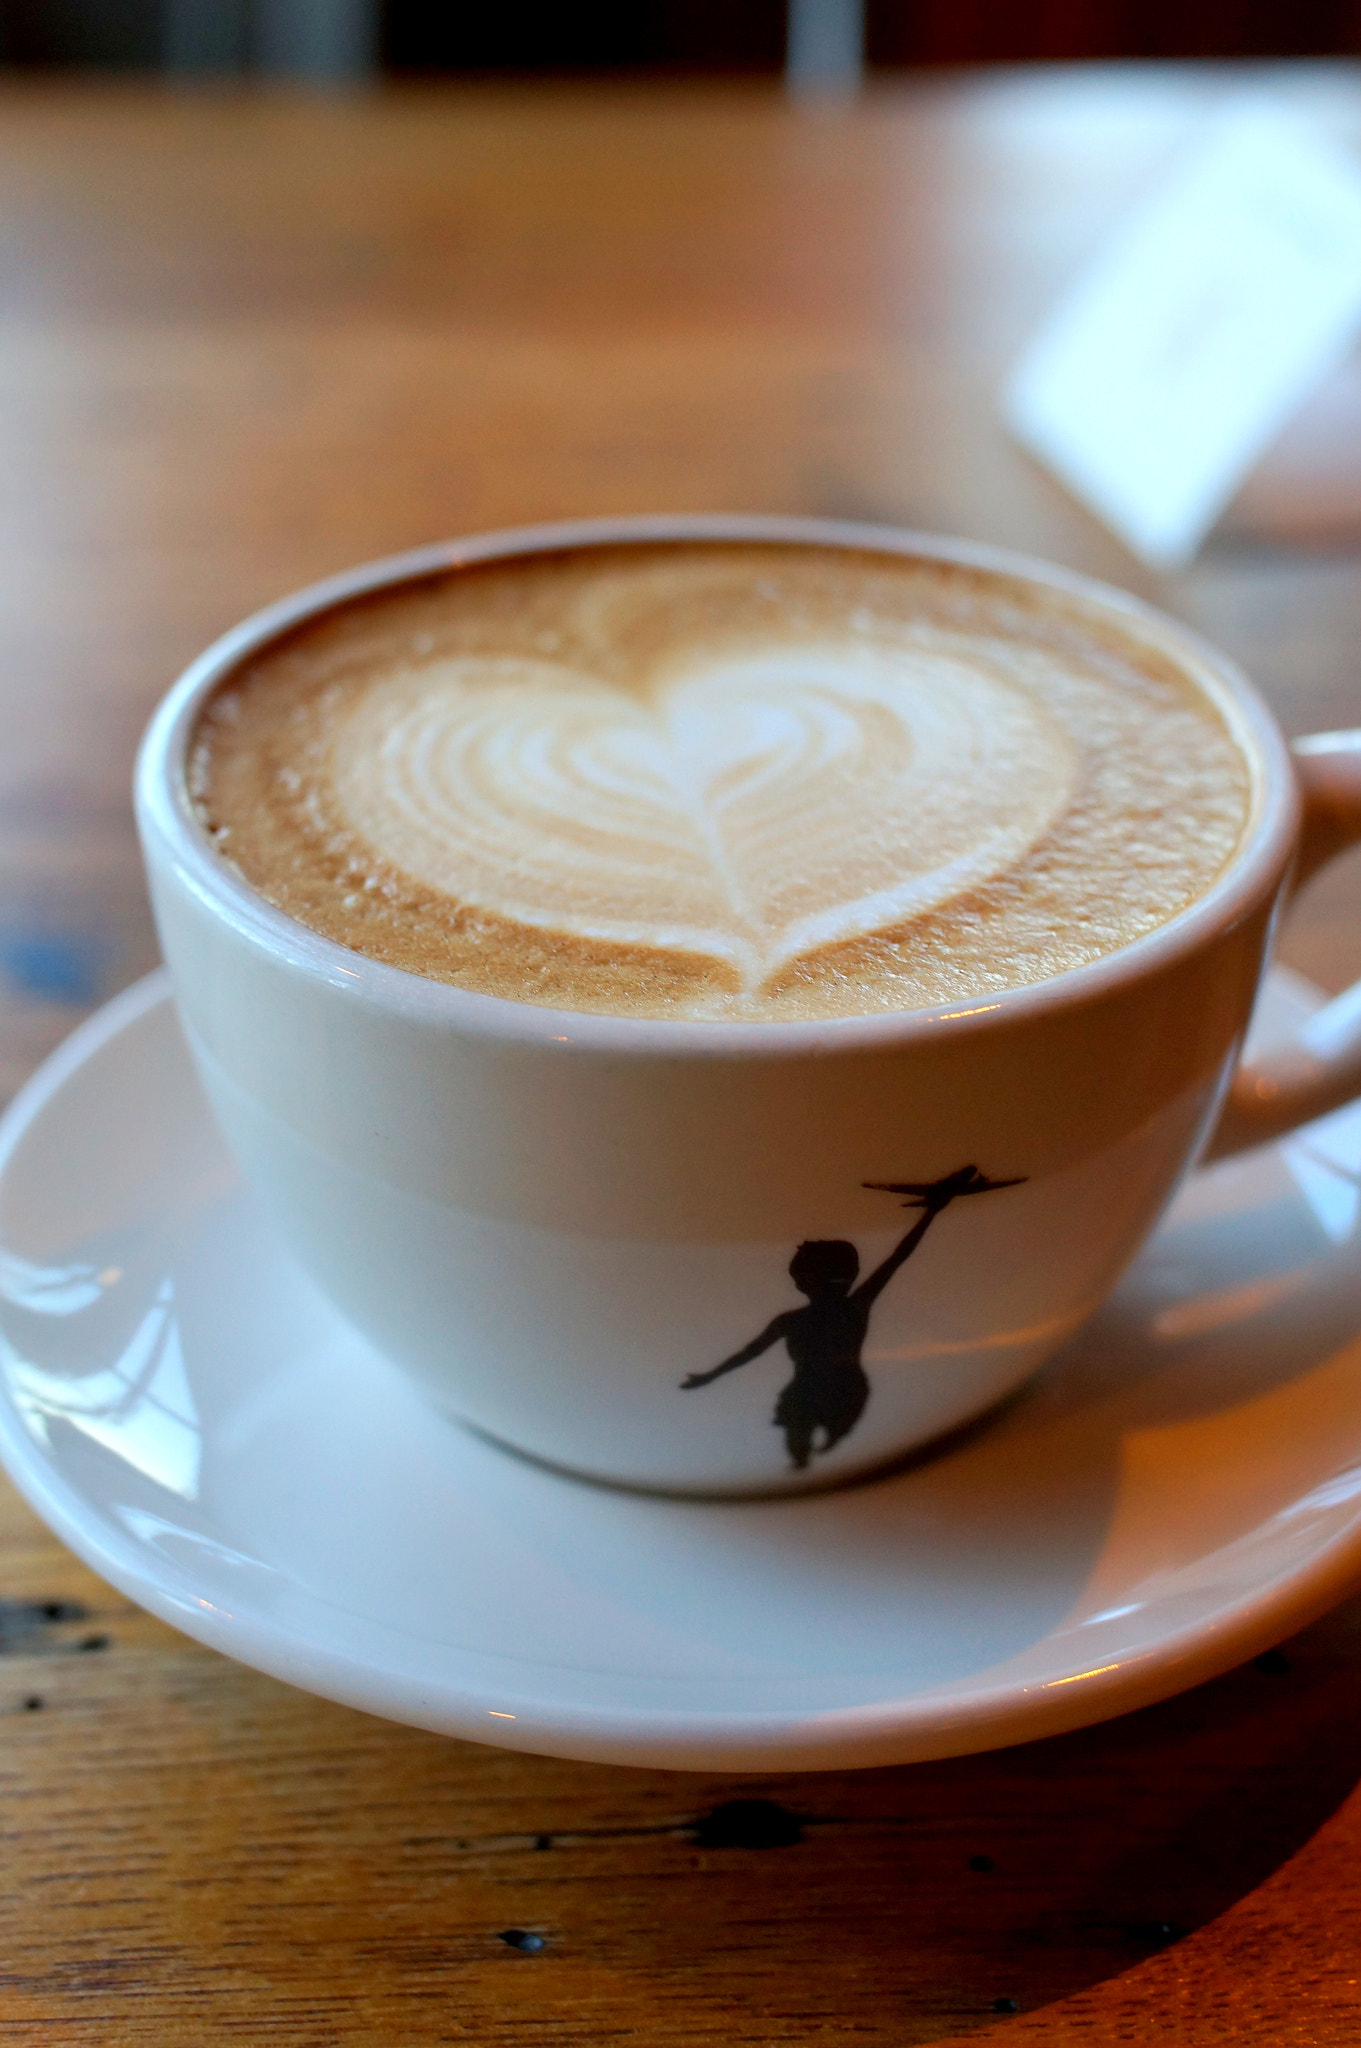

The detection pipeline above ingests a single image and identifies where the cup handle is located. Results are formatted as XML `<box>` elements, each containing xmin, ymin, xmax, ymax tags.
<box><xmin>1207</xmin><ymin>731</ymin><xmax>1361</xmax><ymax>1160</ymax></box>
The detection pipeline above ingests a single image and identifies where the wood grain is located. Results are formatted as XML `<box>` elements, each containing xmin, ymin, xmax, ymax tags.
<box><xmin>1</xmin><ymin>67</ymin><xmax>1361</xmax><ymax>2042</ymax></box>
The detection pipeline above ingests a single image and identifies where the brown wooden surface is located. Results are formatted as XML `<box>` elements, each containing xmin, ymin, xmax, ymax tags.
<box><xmin>2</xmin><ymin>66</ymin><xmax>1361</xmax><ymax>2044</ymax></box>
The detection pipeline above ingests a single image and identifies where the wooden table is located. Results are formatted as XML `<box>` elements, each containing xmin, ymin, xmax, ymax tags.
<box><xmin>3</xmin><ymin>66</ymin><xmax>1361</xmax><ymax>2044</ymax></box>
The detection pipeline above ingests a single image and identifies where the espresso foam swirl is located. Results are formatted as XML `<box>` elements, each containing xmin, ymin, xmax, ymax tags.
<box><xmin>328</xmin><ymin>643</ymin><xmax>1075</xmax><ymax>989</ymax></box>
<box><xmin>189</xmin><ymin>543</ymin><xmax>1255</xmax><ymax>1020</ymax></box>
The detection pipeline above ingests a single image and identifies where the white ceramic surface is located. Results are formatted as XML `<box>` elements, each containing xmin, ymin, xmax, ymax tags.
<box><xmin>3</xmin><ymin>969</ymin><xmax>1361</xmax><ymax>1770</ymax></box>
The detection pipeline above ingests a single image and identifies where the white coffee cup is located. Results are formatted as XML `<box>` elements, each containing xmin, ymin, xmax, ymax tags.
<box><xmin>135</xmin><ymin>515</ymin><xmax>1361</xmax><ymax>1496</ymax></box>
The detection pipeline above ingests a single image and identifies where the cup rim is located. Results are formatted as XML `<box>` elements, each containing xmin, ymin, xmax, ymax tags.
<box><xmin>135</xmin><ymin>512</ymin><xmax>1299</xmax><ymax>1061</ymax></box>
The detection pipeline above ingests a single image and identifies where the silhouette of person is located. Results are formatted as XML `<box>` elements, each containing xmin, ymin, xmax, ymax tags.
<box><xmin>681</xmin><ymin>1165</ymin><xmax>1025</xmax><ymax>1469</ymax></box>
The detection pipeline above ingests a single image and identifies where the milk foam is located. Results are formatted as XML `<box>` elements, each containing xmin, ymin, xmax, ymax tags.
<box><xmin>189</xmin><ymin>544</ymin><xmax>1255</xmax><ymax>1020</ymax></box>
<box><xmin>329</xmin><ymin>641</ymin><xmax>1074</xmax><ymax>989</ymax></box>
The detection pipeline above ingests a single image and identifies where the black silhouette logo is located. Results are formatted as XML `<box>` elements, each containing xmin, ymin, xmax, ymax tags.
<box><xmin>681</xmin><ymin>1165</ymin><xmax>1026</xmax><ymax>1470</ymax></box>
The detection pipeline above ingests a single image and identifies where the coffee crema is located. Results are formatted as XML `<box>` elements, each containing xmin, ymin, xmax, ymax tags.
<box><xmin>188</xmin><ymin>542</ymin><xmax>1255</xmax><ymax>1021</ymax></box>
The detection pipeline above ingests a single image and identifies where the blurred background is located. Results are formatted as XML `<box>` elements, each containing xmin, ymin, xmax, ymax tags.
<box><xmin>2</xmin><ymin>0</ymin><xmax>1358</xmax><ymax>76</ymax></box>
<box><xmin>1</xmin><ymin>0</ymin><xmax>1360</xmax><ymax>78</ymax></box>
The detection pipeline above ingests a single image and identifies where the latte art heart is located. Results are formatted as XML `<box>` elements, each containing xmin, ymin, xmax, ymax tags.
<box><xmin>190</xmin><ymin>542</ymin><xmax>1255</xmax><ymax>1019</ymax></box>
<box><xmin>329</xmin><ymin>647</ymin><xmax>1076</xmax><ymax>987</ymax></box>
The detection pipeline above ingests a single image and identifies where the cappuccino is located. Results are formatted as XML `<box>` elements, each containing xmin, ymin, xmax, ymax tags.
<box><xmin>188</xmin><ymin>542</ymin><xmax>1254</xmax><ymax>1021</ymax></box>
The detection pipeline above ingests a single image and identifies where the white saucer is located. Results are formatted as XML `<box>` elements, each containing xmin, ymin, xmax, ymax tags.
<box><xmin>3</xmin><ymin>971</ymin><xmax>1361</xmax><ymax>1772</ymax></box>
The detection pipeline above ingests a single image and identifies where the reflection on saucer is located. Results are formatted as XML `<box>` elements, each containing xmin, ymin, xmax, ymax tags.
<box><xmin>1</xmin><ymin>1253</ymin><xmax>200</xmax><ymax>1501</ymax></box>
<box><xmin>1284</xmin><ymin>1097</ymin><xmax>1361</xmax><ymax>1244</ymax></box>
